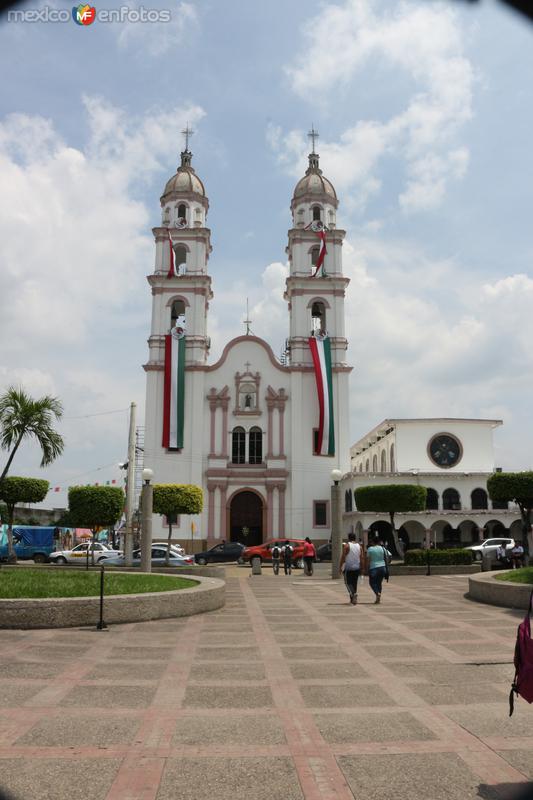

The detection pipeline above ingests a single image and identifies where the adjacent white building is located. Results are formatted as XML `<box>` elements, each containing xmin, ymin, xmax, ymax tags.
<box><xmin>143</xmin><ymin>143</ymin><xmax>351</xmax><ymax>546</ymax></box>
<box><xmin>343</xmin><ymin>418</ymin><xmax>521</xmax><ymax>550</ymax></box>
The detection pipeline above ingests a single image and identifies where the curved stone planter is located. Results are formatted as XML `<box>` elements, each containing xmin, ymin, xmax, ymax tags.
<box><xmin>0</xmin><ymin>574</ymin><xmax>225</xmax><ymax>629</ymax></box>
<box><xmin>468</xmin><ymin>570</ymin><xmax>532</xmax><ymax>610</ymax></box>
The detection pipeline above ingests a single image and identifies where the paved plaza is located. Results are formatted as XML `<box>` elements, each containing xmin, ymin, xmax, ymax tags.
<box><xmin>0</xmin><ymin>569</ymin><xmax>532</xmax><ymax>800</ymax></box>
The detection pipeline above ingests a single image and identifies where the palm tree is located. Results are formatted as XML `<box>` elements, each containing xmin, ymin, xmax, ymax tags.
<box><xmin>0</xmin><ymin>387</ymin><xmax>64</xmax><ymax>483</ymax></box>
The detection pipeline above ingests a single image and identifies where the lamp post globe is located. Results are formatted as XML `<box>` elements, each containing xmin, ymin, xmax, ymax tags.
<box><xmin>331</xmin><ymin>468</ymin><xmax>342</xmax><ymax>485</ymax></box>
<box><xmin>142</xmin><ymin>467</ymin><xmax>154</xmax><ymax>484</ymax></box>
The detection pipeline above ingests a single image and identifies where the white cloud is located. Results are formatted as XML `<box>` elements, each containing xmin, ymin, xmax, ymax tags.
<box><xmin>275</xmin><ymin>0</ymin><xmax>475</xmax><ymax>212</ymax></box>
<box><xmin>0</xmin><ymin>98</ymin><xmax>205</xmax><ymax>490</ymax></box>
<box><xmin>116</xmin><ymin>1</ymin><xmax>199</xmax><ymax>57</ymax></box>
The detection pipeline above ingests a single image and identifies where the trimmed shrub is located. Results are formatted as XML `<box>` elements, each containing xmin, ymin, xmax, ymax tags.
<box><xmin>404</xmin><ymin>548</ymin><xmax>473</xmax><ymax>566</ymax></box>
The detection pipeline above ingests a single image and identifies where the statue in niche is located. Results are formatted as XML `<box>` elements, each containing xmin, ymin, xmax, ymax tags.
<box><xmin>240</xmin><ymin>385</ymin><xmax>256</xmax><ymax>411</ymax></box>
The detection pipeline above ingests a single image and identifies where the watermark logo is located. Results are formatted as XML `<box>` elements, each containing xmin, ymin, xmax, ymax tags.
<box><xmin>72</xmin><ymin>4</ymin><xmax>96</xmax><ymax>25</ymax></box>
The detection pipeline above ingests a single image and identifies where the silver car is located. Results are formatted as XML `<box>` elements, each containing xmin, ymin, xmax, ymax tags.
<box><xmin>49</xmin><ymin>542</ymin><xmax>121</xmax><ymax>565</ymax></box>
<box><xmin>103</xmin><ymin>546</ymin><xmax>194</xmax><ymax>567</ymax></box>
<box><xmin>465</xmin><ymin>537</ymin><xmax>515</xmax><ymax>562</ymax></box>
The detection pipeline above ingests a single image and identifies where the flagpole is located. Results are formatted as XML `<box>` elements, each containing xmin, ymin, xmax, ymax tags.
<box><xmin>124</xmin><ymin>402</ymin><xmax>136</xmax><ymax>567</ymax></box>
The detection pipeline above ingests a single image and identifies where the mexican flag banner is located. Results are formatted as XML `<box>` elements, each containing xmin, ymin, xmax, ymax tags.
<box><xmin>309</xmin><ymin>334</ymin><xmax>335</xmax><ymax>456</ymax></box>
<box><xmin>162</xmin><ymin>324</ymin><xmax>186</xmax><ymax>449</ymax></box>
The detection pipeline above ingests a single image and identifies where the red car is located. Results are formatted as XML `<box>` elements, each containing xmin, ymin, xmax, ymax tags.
<box><xmin>242</xmin><ymin>538</ymin><xmax>306</xmax><ymax>568</ymax></box>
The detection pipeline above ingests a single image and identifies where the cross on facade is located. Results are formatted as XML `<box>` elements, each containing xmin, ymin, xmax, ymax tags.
<box><xmin>182</xmin><ymin>123</ymin><xmax>194</xmax><ymax>151</ymax></box>
<box><xmin>308</xmin><ymin>125</ymin><xmax>319</xmax><ymax>154</ymax></box>
<box><xmin>244</xmin><ymin>361</ymin><xmax>251</xmax><ymax>372</ymax></box>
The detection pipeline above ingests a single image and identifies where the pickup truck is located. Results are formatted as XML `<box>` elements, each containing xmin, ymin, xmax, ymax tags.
<box><xmin>0</xmin><ymin>525</ymin><xmax>57</xmax><ymax>563</ymax></box>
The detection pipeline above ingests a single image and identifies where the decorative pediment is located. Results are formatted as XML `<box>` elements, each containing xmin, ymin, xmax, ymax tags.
<box><xmin>207</xmin><ymin>385</ymin><xmax>230</xmax><ymax>409</ymax></box>
<box><xmin>266</xmin><ymin>386</ymin><xmax>288</xmax><ymax>410</ymax></box>
<box><xmin>234</xmin><ymin>369</ymin><xmax>261</xmax><ymax>416</ymax></box>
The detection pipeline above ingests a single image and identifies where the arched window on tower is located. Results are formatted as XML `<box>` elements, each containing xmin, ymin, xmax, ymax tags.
<box><xmin>310</xmin><ymin>246</ymin><xmax>320</xmax><ymax>269</ymax></box>
<box><xmin>231</xmin><ymin>427</ymin><xmax>245</xmax><ymax>464</ymax></box>
<box><xmin>174</xmin><ymin>245</ymin><xmax>187</xmax><ymax>275</ymax></box>
<box><xmin>177</xmin><ymin>203</ymin><xmax>187</xmax><ymax>222</ymax></box>
<box><xmin>426</xmin><ymin>488</ymin><xmax>439</xmax><ymax>510</ymax></box>
<box><xmin>171</xmin><ymin>299</ymin><xmax>186</xmax><ymax>329</ymax></box>
<box><xmin>443</xmin><ymin>488</ymin><xmax>461</xmax><ymax>511</ymax></box>
<box><xmin>249</xmin><ymin>427</ymin><xmax>262</xmax><ymax>464</ymax></box>
<box><xmin>311</xmin><ymin>301</ymin><xmax>326</xmax><ymax>335</ymax></box>
<box><xmin>312</xmin><ymin>205</ymin><xmax>321</xmax><ymax>221</ymax></box>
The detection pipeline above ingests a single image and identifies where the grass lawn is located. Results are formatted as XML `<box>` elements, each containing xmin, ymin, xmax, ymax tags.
<box><xmin>0</xmin><ymin>568</ymin><xmax>198</xmax><ymax>599</ymax></box>
<box><xmin>496</xmin><ymin>567</ymin><xmax>533</xmax><ymax>585</ymax></box>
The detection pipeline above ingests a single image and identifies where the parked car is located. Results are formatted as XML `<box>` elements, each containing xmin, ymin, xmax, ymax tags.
<box><xmin>49</xmin><ymin>542</ymin><xmax>121</xmax><ymax>565</ymax></box>
<box><xmin>104</xmin><ymin>546</ymin><xmax>194</xmax><ymax>567</ymax></box>
<box><xmin>153</xmin><ymin>542</ymin><xmax>186</xmax><ymax>556</ymax></box>
<box><xmin>464</xmin><ymin>538</ymin><xmax>515</xmax><ymax>562</ymax></box>
<box><xmin>242</xmin><ymin>538</ymin><xmax>306</xmax><ymax>568</ymax></box>
<box><xmin>0</xmin><ymin>525</ymin><xmax>57</xmax><ymax>563</ymax></box>
<box><xmin>194</xmin><ymin>541</ymin><xmax>246</xmax><ymax>565</ymax></box>
<box><xmin>316</xmin><ymin>541</ymin><xmax>332</xmax><ymax>562</ymax></box>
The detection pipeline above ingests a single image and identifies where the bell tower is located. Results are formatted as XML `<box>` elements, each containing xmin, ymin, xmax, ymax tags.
<box><xmin>147</xmin><ymin>127</ymin><xmax>213</xmax><ymax>368</ymax></box>
<box><xmin>284</xmin><ymin>128</ymin><xmax>349</xmax><ymax>368</ymax></box>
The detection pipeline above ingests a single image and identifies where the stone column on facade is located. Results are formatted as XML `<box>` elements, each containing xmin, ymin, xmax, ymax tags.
<box><xmin>221</xmin><ymin>400</ymin><xmax>229</xmax><ymax>458</ymax></box>
<box><xmin>362</xmin><ymin>528</ymin><xmax>369</xmax><ymax>550</ymax></box>
<box><xmin>266</xmin><ymin>402</ymin><xmax>274</xmax><ymax>459</ymax></box>
<box><xmin>266</xmin><ymin>485</ymin><xmax>274</xmax><ymax>539</ymax></box>
<box><xmin>207</xmin><ymin>485</ymin><xmax>216</xmax><ymax>540</ymax></box>
<box><xmin>208</xmin><ymin>401</ymin><xmax>216</xmax><ymax>456</ymax></box>
<box><xmin>278</xmin><ymin>402</ymin><xmax>285</xmax><ymax>457</ymax></box>
<box><xmin>219</xmin><ymin>485</ymin><xmax>227</xmax><ymax>540</ymax></box>
<box><xmin>425</xmin><ymin>529</ymin><xmax>432</xmax><ymax>550</ymax></box>
<box><xmin>278</xmin><ymin>485</ymin><xmax>286</xmax><ymax>538</ymax></box>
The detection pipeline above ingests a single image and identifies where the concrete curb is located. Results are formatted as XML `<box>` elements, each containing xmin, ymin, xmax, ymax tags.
<box><xmin>467</xmin><ymin>570</ymin><xmax>532</xmax><ymax>610</ymax></box>
<box><xmin>394</xmin><ymin>564</ymin><xmax>481</xmax><ymax>576</ymax></box>
<box><xmin>0</xmin><ymin>573</ymin><xmax>225</xmax><ymax>629</ymax></box>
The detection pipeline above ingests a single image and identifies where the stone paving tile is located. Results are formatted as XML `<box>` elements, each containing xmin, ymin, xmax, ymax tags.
<box><xmin>19</xmin><ymin>645</ymin><xmax>89</xmax><ymax>660</ymax></box>
<box><xmin>314</xmin><ymin>711</ymin><xmax>437</xmax><ymax>743</ymax></box>
<box><xmin>363</xmin><ymin>644</ymin><xmax>437</xmax><ymax>659</ymax></box>
<box><xmin>273</xmin><ymin>632</ymin><xmax>335</xmax><ymax>644</ymax></box>
<box><xmin>393</xmin><ymin>663</ymin><xmax>512</xmax><ymax>683</ymax></box>
<box><xmin>157</xmin><ymin>757</ymin><xmax>304</xmax><ymax>800</ymax></box>
<box><xmin>196</xmin><ymin>633</ymin><xmax>254</xmax><ymax>644</ymax></box>
<box><xmin>108</xmin><ymin>646</ymin><xmax>174</xmax><ymax>660</ymax></box>
<box><xmin>183</xmin><ymin>686</ymin><xmax>273</xmax><ymax>708</ymax></box>
<box><xmin>338</xmin><ymin>753</ymin><xmax>487</xmax><ymax>800</ymax></box>
<box><xmin>190</xmin><ymin>663</ymin><xmax>266</xmax><ymax>683</ymax></box>
<box><xmin>419</xmin><ymin>630</ymin><xmax>490</xmax><ymax>642</ymax></box>
<box><xmin>299</xmin><ymin>683</ymin><xmax>393</xmax><ymax>708</ymax></box>
<box><xmin>0</xmin><ymin>758</ymin><xmax>121</xmax><ymax>800</ymax></box>
<box><xmin>443</xmin><ymin>642</ymin><xmax>512</xmax><ymax>655</ymax></box>
<box><xmin>289</xmin><ymin>661</ymin><xmax>361</xmax><ymax>680</ymax></box>
<box><xmin>496</xmin><ymin>751</ymin><xmax>533</xmax><ymax>779</ymax></box>
<box><xmin>0</xmin><ymin>682</ymin><xmax>48</xmax><ymax>706</ymax></box>
<box><xmin>85</xmin><ymin>660</ymin><xmax>167</xmax><ymax>680</ymax></box>
<box><xmin>0</xmin><ymin>661</ymin><xmax>62</xmax><ymax>679</ymax></box>
<box><xmin>16</xmin><ymin>714</ymin><xmax>139</xmax><ymax>746</ymax></box>
<box><xmin>410</xmin><ymin>682</ymin><xmax>509</xmax><ymax>705</ymax></box>
<box><xmin>349</xmin><ymin>631</ymin><xmax>412</xmax><ymax>643</ymax></box>
<box><xmin>172</xmin><ymin>714</ymin><xmax>286</xmax><ymax>745</ymax></box>
<box><xmin>61</xmin><ymin>684</ymin><xmax>157</xmax><ymax>708</ymax></box>
<box><xmin>445</xmin><ymin>706</ymin><xmax>533</xmax><ymax>738</ymax></box>
<box><xmin>280</xmin><ymin>645</ymin><xmax>346</xmax><ymax>661</ymax></box>
<box><xmin>195</xmin><ymin>646</ymin><xmax>260</xmax><ymax>661</ymax></box>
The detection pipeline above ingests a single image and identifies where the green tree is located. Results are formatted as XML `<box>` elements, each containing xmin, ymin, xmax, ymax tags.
<box><xmin>354</xmin><ymin>484</ymin><xmax>427</xmax><ymax>558</ymax></box>
<box><xmin>0</xmin><ymin>477</ymin><xmax>49</xmax><ymax>561</ymax></box>
<box><xmin>152</xmin><ymin>484</ymin><xmax>203</xmax><ymax>564</ymax></box>
<box><xmin>68</xmin><ymin>486</ymin><xmax>124</xmax><ymax>565</ymax></box>
<box><xmin>0</xmin><ymin>386</ymin><xmax>64</xmax><ymax>484</ymax></box>
<box><xmin>487</xmin><ymin>471</ymin><xmax>533</xmax><ymax>559</ymax></box>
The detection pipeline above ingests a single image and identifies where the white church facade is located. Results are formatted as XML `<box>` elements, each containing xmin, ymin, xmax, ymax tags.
<box><xmin>143</xmin><ymin>139</ymin><xmax>351</xmax><ymax>547</ymax></box>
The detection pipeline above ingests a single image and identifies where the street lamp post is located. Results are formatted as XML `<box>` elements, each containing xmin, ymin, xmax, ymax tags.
<box><xmin>140</xmin><ymin>468</ymin><xmax>153</xmax><ymax>573</ymax></box>
<box><xmin>330</xmin><ymin>468</ymin><xmax>343</xmax><ymax>579</ymax></box>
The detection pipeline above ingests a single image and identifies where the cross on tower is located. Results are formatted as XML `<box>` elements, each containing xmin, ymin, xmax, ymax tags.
<box><xmin>182</xmin><ymin>123</ymin><xmax>194</xmax><ymax>152</ymax></box>
<box><xmin>243</xmin><ymin>297</ymin><xmax>252</xmax><ymax>336</ymax></box>
<box><xmin>308</xmin><ymin>125</ymin><xmax>319</xmax><ymax>154</ymax></box>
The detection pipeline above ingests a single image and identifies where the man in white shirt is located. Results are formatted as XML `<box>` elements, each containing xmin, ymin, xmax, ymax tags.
<box><xmin>339</xmin><ymin>532</ymin><xmax>364</xmax><ymax>605</ymax></box>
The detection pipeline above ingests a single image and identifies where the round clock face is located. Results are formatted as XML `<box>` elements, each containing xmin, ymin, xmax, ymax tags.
<box><xmin>428</xmin><ymin>433</ymin><xmax>462</xmax><ymax>468</ymax></box>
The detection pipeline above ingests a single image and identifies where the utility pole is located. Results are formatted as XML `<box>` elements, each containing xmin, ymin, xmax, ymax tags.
<box><xmin>330</xmin><ymin>469</ymin><xmax>343</xmax><ymax>579</ymax></box>
<box><xmin>124</xmin><ymin>402</ymin><xmax>136</xmax><ymax>567</ymax></box>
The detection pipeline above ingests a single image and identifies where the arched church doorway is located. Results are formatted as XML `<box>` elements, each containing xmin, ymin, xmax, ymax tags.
<box><xmin>229</xmin><ymin>490</ymin><xmax>264</xmax><ymax>546</ymax></box>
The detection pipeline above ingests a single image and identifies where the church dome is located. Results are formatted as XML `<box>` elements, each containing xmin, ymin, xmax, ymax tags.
<box><xmin>291</xmin><ymin>152</ymin><xmax>338</xmax><ymax>209</ymax></box>
<box><xmin>161</xmin><ymin>150</ymin><xmax>206</xmax><ymax>202</ymax></box>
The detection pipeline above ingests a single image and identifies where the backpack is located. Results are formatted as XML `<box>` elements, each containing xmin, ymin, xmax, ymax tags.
<box><xmin>509</xmin><ymin>589</ymin><xmax>533</xmax><ymax>716</ymax></box>
<box><xmin>271</xmin><ymin>546</ymin><xmax>280</xmax><ymax>559</ymax></box>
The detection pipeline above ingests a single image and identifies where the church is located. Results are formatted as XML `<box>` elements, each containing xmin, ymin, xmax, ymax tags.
<box><xmin>143</xmin><ymin>134</ymin><xmax>351</xmax><ymax>547</ymax></box>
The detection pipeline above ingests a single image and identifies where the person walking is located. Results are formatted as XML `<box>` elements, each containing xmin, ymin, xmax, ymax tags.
<box><xmin>340</xmin><ymin>532</ymin><xmax>363</xmax><ymax>605</ymax></box>
<box><xmin>303</xmin><ymin>537</ymin><xmax>317</xmax><ymax>576</ymax></box>
<box><xmin>271</xmin><ymin>542</ymin><xmax>281</xmax><ymax>575</ymax></box>
<box><xmin>282</xmin><ymin>540</ymin><xmax>293</xmax><ymax>575</ymax></box>
<box><xmin>366</xmin><ymin>537</ymin><xmax>391</xmax><ymax>604</ymax></box>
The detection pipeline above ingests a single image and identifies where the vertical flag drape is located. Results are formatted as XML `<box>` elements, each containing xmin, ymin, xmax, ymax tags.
<box><xmin>312</xmin><ymin>229</ymin><xmax>327</xmax><ymax>277</ymax></box>
<box><xmin>162</xmin><ymin>332</ymin><xmax>185</xmax><ymax>449</ymax></box>
<box><xmin>309</xmin><ymin>335</ymin><xmax>335</xmax><ymax>455</ymax></box>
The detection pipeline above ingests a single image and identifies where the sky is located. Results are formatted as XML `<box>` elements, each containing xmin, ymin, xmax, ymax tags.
<box><xmin>0</xmin><ymin>0</ymin><xmax>533</xmax><ymax>508</ymax></box>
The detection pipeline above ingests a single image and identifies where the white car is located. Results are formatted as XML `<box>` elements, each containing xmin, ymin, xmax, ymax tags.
<box><xmin>465</xmin><ymin>537</ymin><xmax>515</xmax><ymax>562</ymax></box>
<box><xmin>153</xmin><ymin>542</ymin><xmax>186</xmax><ymax>556</ymax></box>
<box><xmin>49</xmin><ymin>542</ymin><xmax>121</xmax><ymax>565</ymax></box>
<box><xmin>103</xmin><ymin>546</ymin><xmax>194</xmax><ymax>567</ymax></box>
